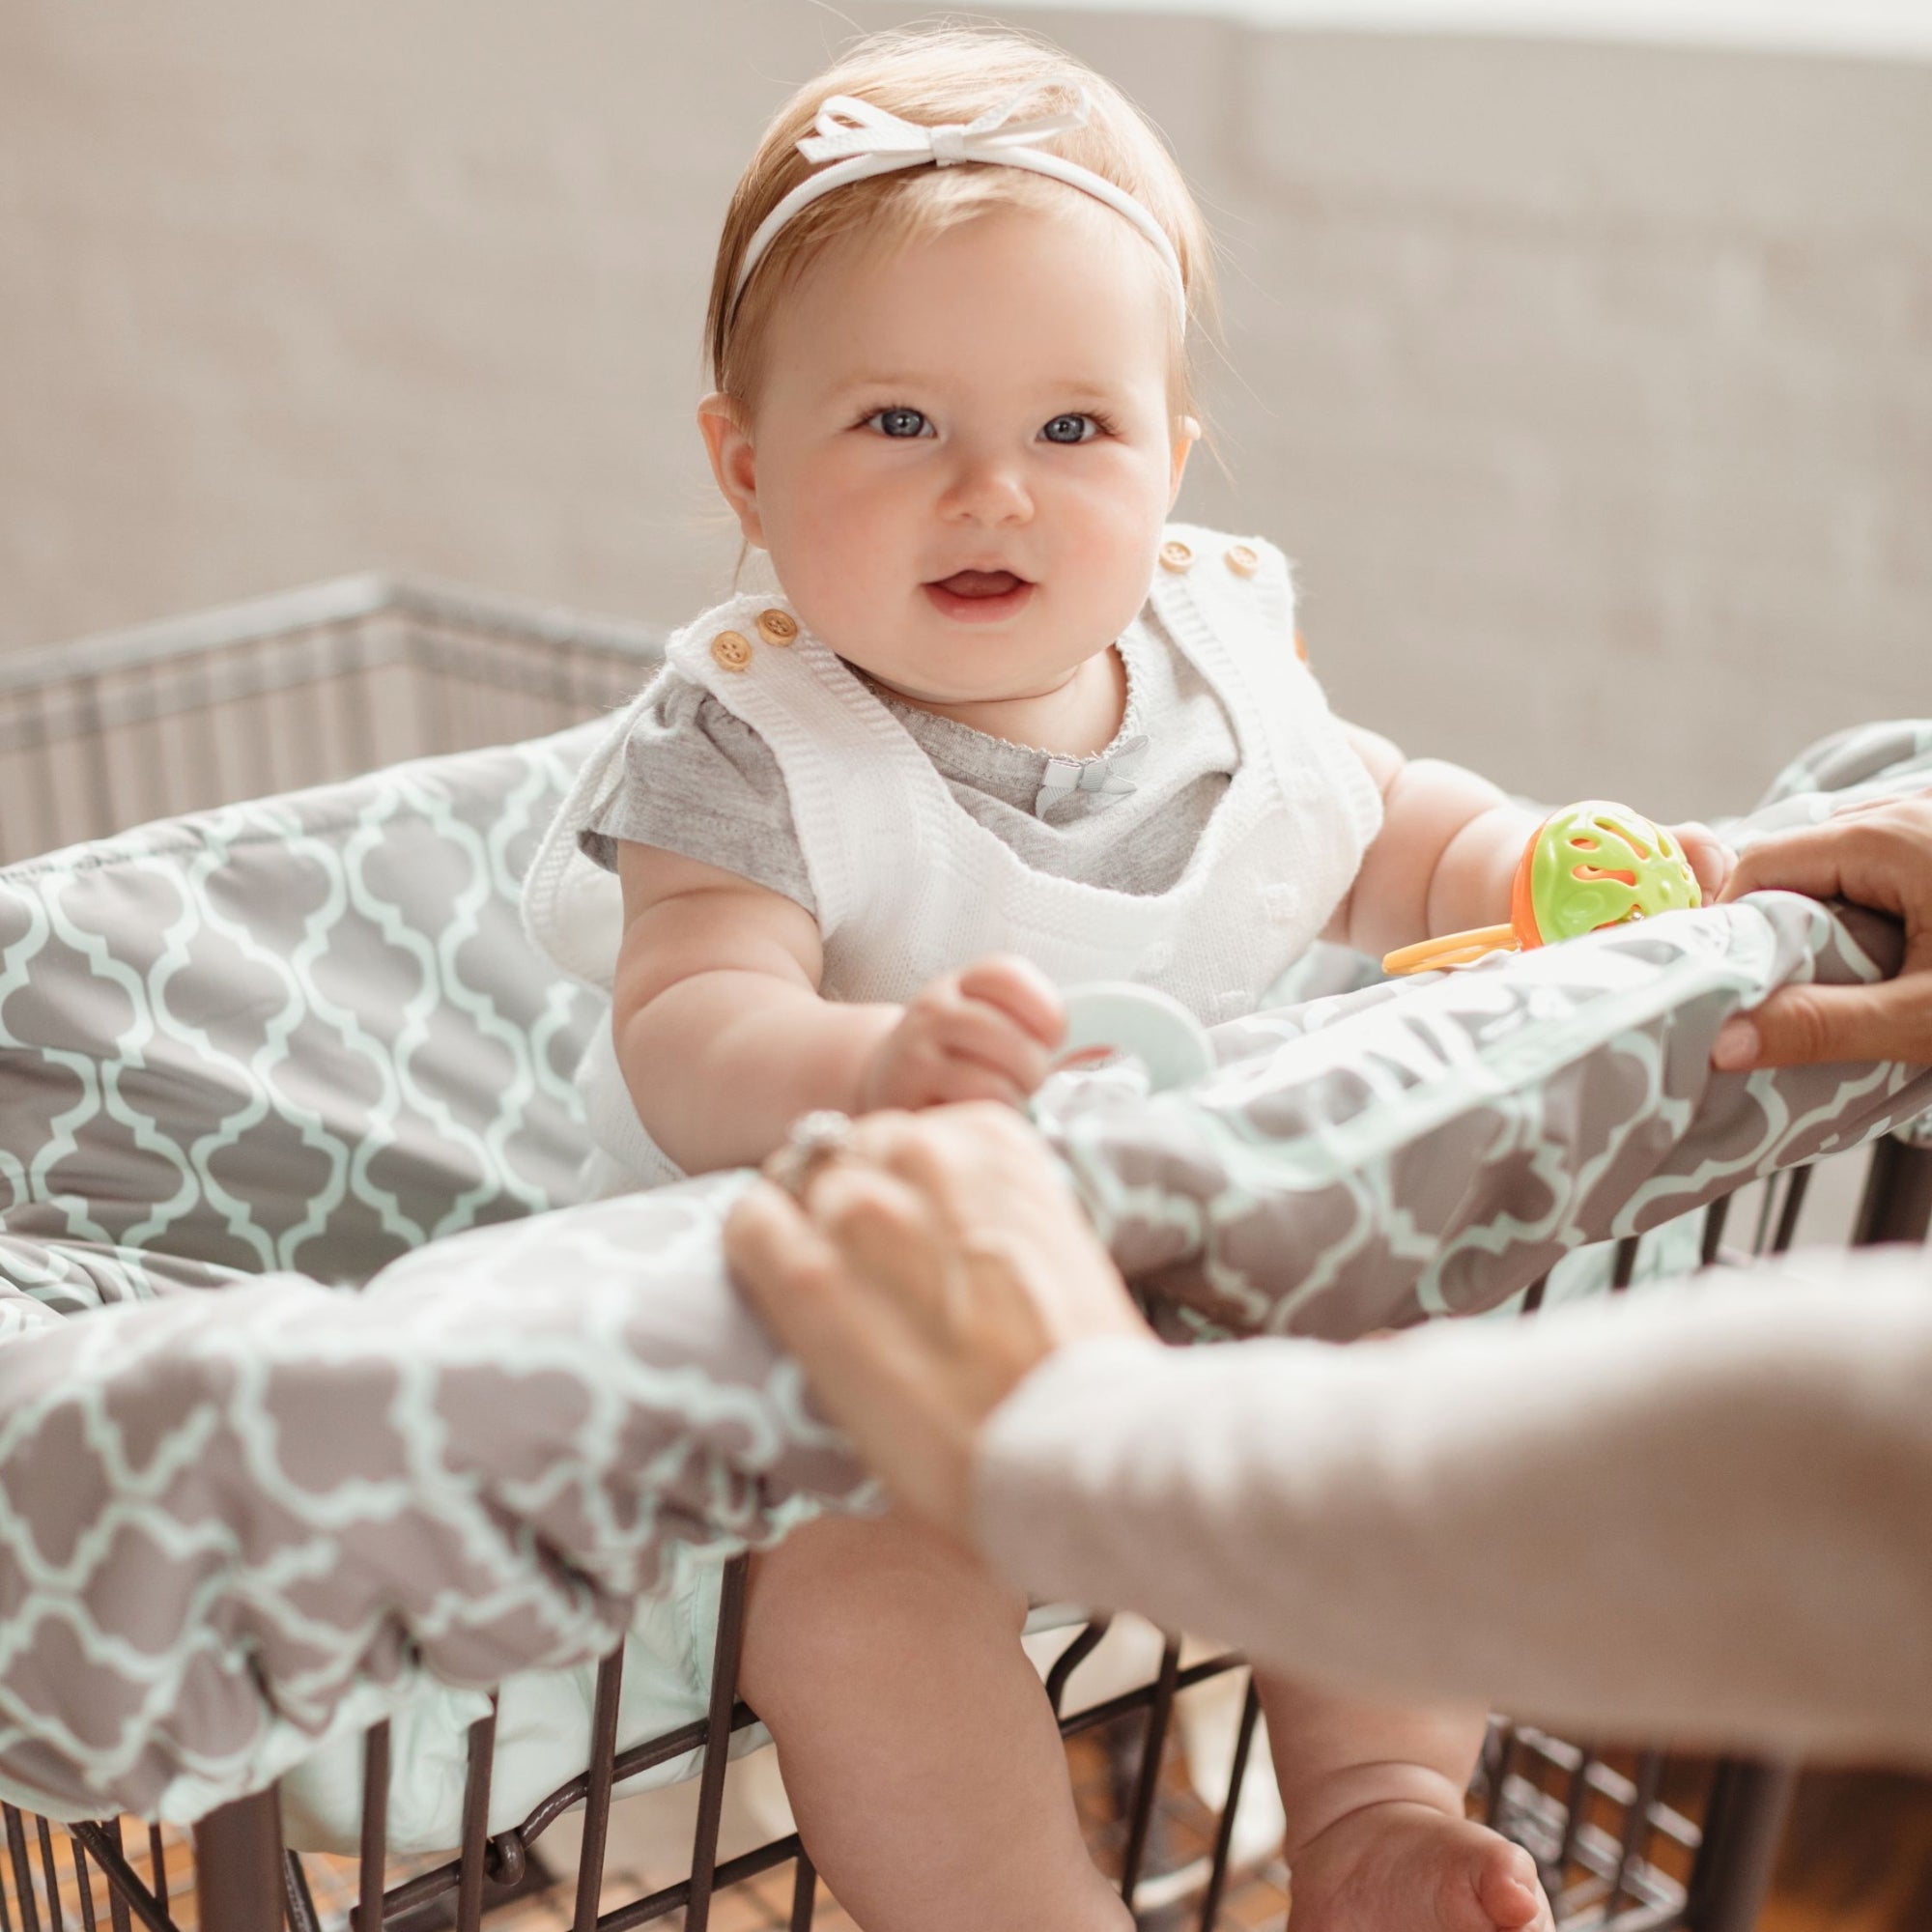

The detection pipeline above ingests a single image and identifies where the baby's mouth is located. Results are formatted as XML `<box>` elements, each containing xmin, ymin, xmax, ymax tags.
<box><xmin>923</xmin><ymin>569</ymin><xmax>1035</xmax><ymax>622</ymax></box>
<box><xmin>934</xmin><ymin>569</ymin><xmax>1023</xmax><ymax>598</ymax></box>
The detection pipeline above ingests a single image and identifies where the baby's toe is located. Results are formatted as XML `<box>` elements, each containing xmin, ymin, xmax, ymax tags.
<box><xmin>1463</xmin><ymin>1834</ymin><xmax>1549</xmax><ymax>1932</ymax></box>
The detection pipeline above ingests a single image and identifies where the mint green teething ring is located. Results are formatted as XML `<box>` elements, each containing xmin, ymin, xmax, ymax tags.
<box><xmin>1055</xmin><ymin>982</ymin><xmax>1216</xmax><ymax>1094</ymax></box>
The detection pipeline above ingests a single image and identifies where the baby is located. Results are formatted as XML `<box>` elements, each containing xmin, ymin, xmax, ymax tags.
<box><xmin>526</xmin><ymin>25</ymin><xmax>1725</xmax><ymax>1932</ymax></box>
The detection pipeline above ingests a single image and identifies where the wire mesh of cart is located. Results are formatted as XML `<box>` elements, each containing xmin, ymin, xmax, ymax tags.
<box><xmin>0</xmin><ymin>576</ymin><xmax>1927</xmax><ymax>1932</ymax></box>
<box><xmin>0</xmin><ymin>574</ymin><xmax>661</xmax><ymax>866</ymax></box>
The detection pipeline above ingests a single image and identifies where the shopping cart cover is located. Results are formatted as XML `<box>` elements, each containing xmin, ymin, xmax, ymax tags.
<box><xmin>0</xmin><ymin>729</ymin><xmax>606</xmax><ymax>1311</ymax></box>
<box><xmin>0</xmin><ymin>721</ymin><xmax>1926</xmax><ymax>1823</ymax></box>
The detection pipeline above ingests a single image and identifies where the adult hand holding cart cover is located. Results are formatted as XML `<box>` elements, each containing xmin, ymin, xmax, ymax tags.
<box><xmin>726</xmin><ymin>790</ymin><xmax>1932</xmax><ymax>1773</ymax></box>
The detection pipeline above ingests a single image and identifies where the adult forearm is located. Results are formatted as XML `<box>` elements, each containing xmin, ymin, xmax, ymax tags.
<box><xmin>617</xmin><ymin>974</ymin><xmax>899</xmax><ymax>1173</ymax></box>
<box><xmin>976</xmin><ymin>1254</ymin><xmax>1932</xmax><ymax>1765</ymax></box>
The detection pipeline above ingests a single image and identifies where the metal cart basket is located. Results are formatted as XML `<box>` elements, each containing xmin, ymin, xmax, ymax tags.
<box><xmin>0</xmin><ymin>574</ymin><xmax>660</xmax><ymax>867</ymax></box>
<box><xmin>1</xmin><ymin>579</ymin><xmax>1925</xmax><ymax>1932</ymax></box>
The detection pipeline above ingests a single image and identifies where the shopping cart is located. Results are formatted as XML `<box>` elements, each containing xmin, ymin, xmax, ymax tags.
<box><xmin>0</xmin><ymin>577</ymin><xmax>1924</xmax><ymax>1932</ymax></box>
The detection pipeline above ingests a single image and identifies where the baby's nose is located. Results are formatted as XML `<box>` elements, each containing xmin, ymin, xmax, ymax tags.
<box><xmin>942</xmin><ymin>450</ymin><xmax>1034</xmax><ymax>523</ymax></box>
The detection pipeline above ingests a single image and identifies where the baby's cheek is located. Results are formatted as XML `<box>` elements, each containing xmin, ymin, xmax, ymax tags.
<box><xmin>1056</xmin><ymin>486</ymin><xmax>1167</xmax><ymax>612</ymax></box>
<box><xmin>766</xmin><ymin>458</ymin><xmax>902</xmax><ymax>596</ymax></box>
<box><xmin>770</xmin><ymin>515</ymin><xmax>891</xmax><ymax>643</ymax></box>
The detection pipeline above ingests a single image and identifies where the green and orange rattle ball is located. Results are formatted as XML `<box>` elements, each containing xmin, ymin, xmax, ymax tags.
<box><xmin>1382</xmin><ymin>801</ymin><xmax>1702</xmax><ymax>977</ymax></box>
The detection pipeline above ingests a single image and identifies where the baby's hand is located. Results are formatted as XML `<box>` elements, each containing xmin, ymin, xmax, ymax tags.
<box><xmin>1669</xmin><ymin>820</ymin><xmax>1736</xmax><ymax>902</ymax></box>
<box><xmin>860</xmin><ymin>955</ymin><xmax>1065</xmax><ymax>1113</ymax></box>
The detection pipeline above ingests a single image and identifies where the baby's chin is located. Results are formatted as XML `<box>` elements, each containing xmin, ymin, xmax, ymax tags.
<box><xmin>847</xmin><ymin>660</ymin><xmax>1012</xmax><ymax>709</ymax></box>
<box><xmin>856</xmin><ymin>650</ymin><xmax>1111</xmax><ymax>724</ymax></box>
<box><xmin>824</xmin><ymin>592</ymin><xmax>1120</xmax><ymax>704</ymax></box>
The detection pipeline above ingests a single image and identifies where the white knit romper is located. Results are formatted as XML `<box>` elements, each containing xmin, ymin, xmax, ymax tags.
<box><xmin>524</xmin><ymin>525</ymin><xmax>1385</xmax><ymax>1190</ymax></box>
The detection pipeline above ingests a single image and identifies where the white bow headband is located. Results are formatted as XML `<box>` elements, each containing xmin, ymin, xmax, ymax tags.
<box><xmin>729</xmin><ymin>85</ymin><xmax>1187</xmax><ymax>319</ymax></box>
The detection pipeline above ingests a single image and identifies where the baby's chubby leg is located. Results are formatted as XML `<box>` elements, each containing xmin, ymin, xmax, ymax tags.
<box><xmin>740</xmin><ymin>1509</ymin><xmax>1131</xmax><ymax>1932</ymax></box>
<box><xmin>1257</xmin><ymin>1676</ymin><xmax>1553</xmax><ymax>1932</ymax></box>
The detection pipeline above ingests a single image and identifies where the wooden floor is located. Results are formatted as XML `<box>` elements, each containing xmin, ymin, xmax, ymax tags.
<box><xmin>9</xmin><ymin>1757</ymin><xmax>1926</xmax><ymax>1929</ymax></box>
<box><xmin>465</xmin><ymin>1752</ymin><xmax>1932</xmax><ymax>1932</ymax></box>
<box><xmin>1761</xmin><ymin>1770</ymin><xmax>1932</xmax><ymax>1932</ymax></box>
<box><xmin>467</xmin><ymin>1754</ymin><xmax>1932</xmax><ymax>1932</ymax></box>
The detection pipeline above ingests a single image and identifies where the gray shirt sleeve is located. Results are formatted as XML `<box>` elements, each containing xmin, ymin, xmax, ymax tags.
<box><xmin>975</xmin><ymin>1252</ymin><xmax>1932</xmax><ymax>1764</ymax></box>
<box><xmin>580</xmin><ymin>668</ymin><xmax>817</xmax><ymax>917</ymax></box>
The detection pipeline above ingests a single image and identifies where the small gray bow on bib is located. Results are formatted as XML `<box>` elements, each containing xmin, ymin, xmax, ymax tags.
<box><xmin>1034</xmin><ymin>732</ymin><xmax>1150</xmax><ymax>818</ymax></box>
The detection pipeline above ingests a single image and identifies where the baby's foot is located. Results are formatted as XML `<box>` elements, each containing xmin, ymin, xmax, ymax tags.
<box><xmin>1287</xmin><ymin>1800</ymin><xmax>1553</xmax><ymax>1932</ymax></box>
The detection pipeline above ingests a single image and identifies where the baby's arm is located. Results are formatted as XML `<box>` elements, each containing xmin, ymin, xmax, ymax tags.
<box><xmin>1325</xmin><ymin>728</ymin><xmax>1541</xmax><ymax>959</ymax></box>
<box><xmin>1330</xmin><ymin>727</ymin><xmax>1733</xmax><ymax>959</ymax></box>
<box><xmin>613</xmin><ymin>841</ymin><xmax>1063</xmax><ymax>1174</ymax></box>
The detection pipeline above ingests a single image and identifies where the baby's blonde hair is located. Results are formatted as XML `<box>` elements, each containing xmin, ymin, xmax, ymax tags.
<box><xmin>705</xmin><ymin>23</ymin><xmax>1213</xmax><ymax>415</ymax></box>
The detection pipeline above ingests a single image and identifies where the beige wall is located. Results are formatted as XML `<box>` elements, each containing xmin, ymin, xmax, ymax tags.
<box><xmin>4</xmin><ymin>1</ymin><xmax>1927</xmax><ymax>817</ymax></box>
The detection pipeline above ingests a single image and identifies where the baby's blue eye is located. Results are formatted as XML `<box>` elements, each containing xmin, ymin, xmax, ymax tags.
<box><xmin>867</xmin><ymin>407</ymin><xmax>930</xmax><ymax>439</ymax></box>
<box><xmin>1040</xmin><ymin>413</ymin><xmax>1099</xmax><ymax>444</ymax></box>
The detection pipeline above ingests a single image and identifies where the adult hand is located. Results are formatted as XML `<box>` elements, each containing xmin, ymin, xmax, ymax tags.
<box><xmin>724</xmin><ymin>1104</ymin><xmax>1152</xmax><ymax>1545</ymax></box>
<box><xmin>1713</xmin><ymin>791</ymin><xmax>1932</xmax><ymax>1069</ymax></box>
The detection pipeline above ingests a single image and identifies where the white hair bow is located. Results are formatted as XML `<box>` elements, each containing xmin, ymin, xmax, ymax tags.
<box><xmin>796</xmin><ymin>87</ymin><xmax>1090</xmax><ymax>169</ymax></box>
<box><xmin>730</xmin><ymin>83</ymin><xmax>1185</xmax><ymax>315</ymax></box>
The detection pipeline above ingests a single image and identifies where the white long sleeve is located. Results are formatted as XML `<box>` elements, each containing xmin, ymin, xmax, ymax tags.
<box><xmin>976</xmin><ymin>1248</ymin><xmax>1932</xmax><ymax>1764</ymax></box>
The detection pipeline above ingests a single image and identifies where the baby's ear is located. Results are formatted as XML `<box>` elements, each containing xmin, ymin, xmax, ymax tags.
<box><xmin>697</xmin><ymin>392</ymin><xmax>765</xmax><ymax>547</ymax></box>
<box><xmin>1168</xmin><ymin>413</ymin><xmax>1201</xmax><ymax>503</ymax></box>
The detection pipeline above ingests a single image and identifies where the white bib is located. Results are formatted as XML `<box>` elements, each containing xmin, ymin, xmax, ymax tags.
<box><xmin>525</xmin><ymin>525</ymin><xmax>1383</xmax><ymax>1187</ymax></box>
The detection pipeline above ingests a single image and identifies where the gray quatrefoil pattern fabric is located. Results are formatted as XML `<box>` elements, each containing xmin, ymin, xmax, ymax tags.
<box><xmin>0</xmin><ymin>717</ymin><xmax>1928</xmax><ymax>1824</ymax></box>
<box><xmin>0</xmin><ymin>728</ymin><xmax>609</xmax><ymax>1317</ymax></box>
